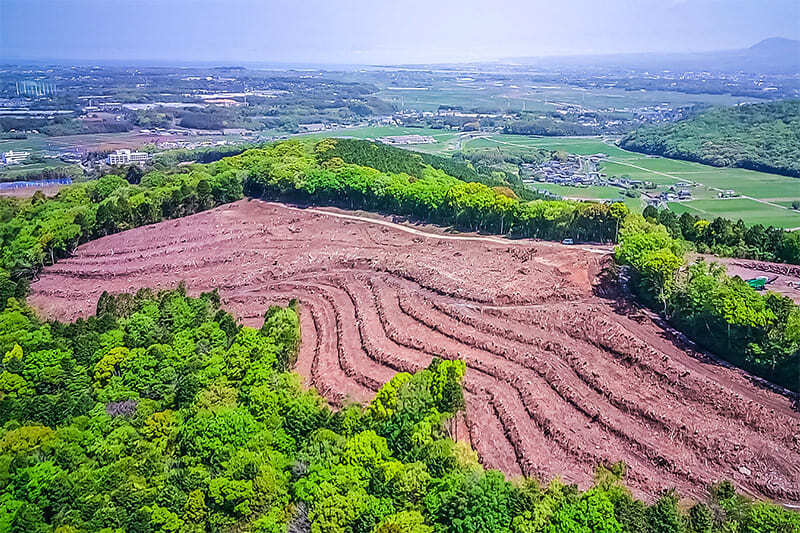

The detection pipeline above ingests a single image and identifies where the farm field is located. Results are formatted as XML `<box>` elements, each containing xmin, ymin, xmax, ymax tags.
<box><xmin>375</xmin><ymin>84</ymin><xmax>756</xmax><ymax>114</ymax></box>
<box><xmin>0</xmin><ymin>159</ymin><xmax>71</xmax><ymax>181</ymax></box>
<box><xmin>307</xmin><ymin>125</ymin><xmax>448</xmax><ymax>139</ymax></box>
<box><xmin>462</xmin><ymin>134</ymin><xmax>632</xmax><ymax>157</ymax></box>
<box><xmin>459</xmin><ymin>133</ymin><xmax>799</xmax><ymax>226</ymax></box>
<box><xmin>0</xmin><ymin>184</ymin><xmax>67</xmax><ymax>197</ymax></box>
<box><xmin>530</xmin><ymin>183</ymin><xmax>625</xmax><ymax>199</ymax></box>
<box><xmin>29</xmin><ymin>199</ymin><xmax>800</xmax><ymax>504</ymax></box>
<box><xmin>310</xmin><ymin>125</ymin><xmax>461</xmax><ymax>154</ymax></box>
<box><xmin>531</xmin><ymin>183</ymin><xmax>642</xmax><ymax>210</ymax></box>
<box><xmin>668</xmin><ymin>199</ymin><xmax>800</xmax><ymax>229</ymax></box>
<box><xmin>0</xmin><ymin>131</ymin><xmax>252</xmax><ymax>156</ymax></box>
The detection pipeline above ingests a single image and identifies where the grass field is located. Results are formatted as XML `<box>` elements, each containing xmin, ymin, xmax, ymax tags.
<box><xmin>597</xmin><ymin>161</ymin><xmax>682</xmax><ymax>185</ymax></box>
<box><xmin>375</xmin><ymin>83</ymin><xmax>754</xmax><ymax>115</ymax></box>
<box><xmin>531</xmin><ymin>183</ymin><xmax>623</xmax><ymax>200</ymax></box>
<box><xmin>0</xmin><ymin>160</ymin><xmax>73</xmax><ymax>181</ymax></box>
<box><xmin>666</xmin><ymin>169</ymin><xmax>800</xmax><ymax>200</ymax></box>
<box><xmin>465</xmin><ymin>134</ymin><xmax>798</xmax><ymax>227</ymax></box>
<box><xmin>532</xmin><ymin>183</ymin><xmax>642</xmax><ymax>210</ymax></box>
<box><xmin>462</xmin><ymin>134</ymin><xmax>634</xmax><ymax>157</ymax></box>
<box><xmin>668</xmin><ymin>199</ymin><xmax>800</xmax><ymax>229</ymax></box>
<box><xmin>596</xmin><ymin>156</ymin><xmax>798</xmax><ymax>199</ymax></box>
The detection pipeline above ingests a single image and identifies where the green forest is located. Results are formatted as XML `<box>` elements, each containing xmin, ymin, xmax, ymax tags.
<box><xmin>1</xmin><ymin>138</ymin><xmax>799</xmax><ymax>531</ymax></box>
<box><xmin>311</xmin><ymin>138</ymin><xmax>543</xmax><ymax>200</ymax></box>
<box><xmin>620</xmin><ymin>100</ymin><xmax>800</xmax><ymax>177</ymax></box>
<box><xmin>4</xmin><ymin>289</ymin><xmax>798</xmax><ymax>532</ymax></box>
<box><xmin>615</xmin><ymin>215</ymin><xmax>800</xmax><ymax>390</ymax></box>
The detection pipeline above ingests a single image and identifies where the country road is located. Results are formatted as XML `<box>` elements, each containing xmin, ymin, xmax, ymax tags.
<box><xmin>272</xmin><ymin>202</ymin><xmax>614</xmax><ymax>255</ymax></box>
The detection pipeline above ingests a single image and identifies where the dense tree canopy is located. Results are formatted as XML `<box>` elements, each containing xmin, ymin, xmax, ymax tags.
<box><xmin>642</xmin><ymin>205</ymin><xmax>800</xmax><ymax>265</ymax></box>
<box><xmin>312</xmin><ymin>138</ymin><xmax>540</xmax><ymax>199</ymax></box>
<box><xmin>616</xmin><ymin>215</ymin><xmax>800</xmax><ymax>390</ymax></box>
<box><xmin>621</xmin><ymin>100</ymin><xmax>800</xmax><ymax>177</ymax></box>
<box><xmin>230</xmin><ymin>139</ymin><xmax>626</xmax><ymax>241</ymax></box>
<box><xmin>3</xmin><ymin>289</ymin><xmax>798</xmax><ymax>532</ymax></box>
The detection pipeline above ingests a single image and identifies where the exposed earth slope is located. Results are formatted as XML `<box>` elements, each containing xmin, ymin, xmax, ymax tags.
<box><xmin>29</xmin><ymin>199</ymin><xmax>800</xmax><ymax>504</ymax></box>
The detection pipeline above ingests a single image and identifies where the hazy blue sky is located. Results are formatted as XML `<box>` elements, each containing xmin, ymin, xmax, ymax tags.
<box><xmin>2</xmin><ymin>0</ymin><xmax>798</xmax><ymax>64</ymax></box>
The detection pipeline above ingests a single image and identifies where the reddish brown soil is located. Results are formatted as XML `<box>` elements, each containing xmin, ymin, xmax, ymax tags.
<box><xmin>0</xmin><ymin>184</ymin><xmax>65</xmax><ymax>198</ymax></box>
<box><xmin>695</xmin><ymin>253</ymin><xmax>800</xmax><ymax>304</ymax></box>
<box><xmin>29</xmin><ymin>199</ymin><xmax>800</xmax><ymax>504</ymax></box>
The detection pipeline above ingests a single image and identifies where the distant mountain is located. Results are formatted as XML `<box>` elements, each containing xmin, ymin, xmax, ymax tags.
<box><xmin>748</xmin><ymin>37</ymin><xmax>800</xmax><ymax>57</ymax></box>
<box><xmin>731</xmin><ymin>37</ymin><xmax>800</xmax><ymax>73</ymax></box>
<box><xmin>504</xmin><ymin>37</ymin><xmax>800</xmax><ymax>74</ymax></box>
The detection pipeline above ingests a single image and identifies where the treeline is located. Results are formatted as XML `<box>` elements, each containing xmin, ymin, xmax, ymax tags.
<box><xmin>616</xmin><ymin>216</ymin><xmax>800</xmax><ymax>391</ymax></box>
<box><xmin>504</xmin><ymin>118</ymin><xmax>602</xmax><ymax>136</ymax></box>
<box><xmin>0</xmin><ymin>165</ymin><xmax>84</xmax><ymax>184</ymax></box>
<box><xmin>302</xmin><ymin>137</ymin><xmax>545</xmax><ymax>200</ymax></box>
<box><xmin>313</xmin><ymin>138</ymin><xmax>432</xmax><ymax>178</ymax></box>
<box><xmin>230</xmin><ymin>139</ymin><xmax>627</xmax><ymax>241</ymax></box>
<box><xmin>314</xmin><ymin>137</ymin><xmax>506</xmax><ymax>185</ymax></box>
<box><xmin>3</xmin><ymin>288</ymin><xmax>798</xmax><ymax>532</ymax></box>
<box><xmin>621</xmin><ymin>100</ymin><xmax>800</xmax><ymax>177</ymax></box>
<box><xmin>643</xmin><ymin>205</ymin><xmax>800</xmax><ymax>265</ymax></box>
<box><xmin>153</xmin><ymin>143</ymin><xmax>257</xmax><ymax>167</ymax></box>
<box><xmin>0</xmin><ymin>115</ymin><xmax>135</xmax><ymax>136</ymax></box>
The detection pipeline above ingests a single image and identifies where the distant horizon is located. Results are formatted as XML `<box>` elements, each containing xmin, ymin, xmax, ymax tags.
<box><xmin>2</xmin><ymin>0</ymin><xmax>798</xmax><ymax>65</ymax></box>
<box><xmin>2</xmin><ymin>36</ymin><xmax>797</xmax><ymax>70</ymax></box>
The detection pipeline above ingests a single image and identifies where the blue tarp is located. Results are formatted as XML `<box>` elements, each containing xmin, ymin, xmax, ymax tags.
<box><xmin>0</xmin><ymin>178</ymin><xmax>73</xmax><ymax>190</ymax></box>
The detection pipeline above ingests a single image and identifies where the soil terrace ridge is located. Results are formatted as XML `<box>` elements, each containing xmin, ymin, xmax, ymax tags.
<box><xmin>28</xmin><ymin>199</ymin><xmax>800</xmax><ymax>504</ymax></box>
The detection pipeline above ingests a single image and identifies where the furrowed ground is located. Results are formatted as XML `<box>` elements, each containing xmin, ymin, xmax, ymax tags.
<box><xmin>29</xmin><ymin>199</ymin><xmax>800</xmax><ymax>504</ymax></box>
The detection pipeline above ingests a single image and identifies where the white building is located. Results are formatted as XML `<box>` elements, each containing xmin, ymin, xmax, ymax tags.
<box><xmin>107</xmin><ymin>149</ymin><xmax>151</xmax><ymax>166</ymax></box>
<box><xmin>298</xmin><ymin>123</ymin><xmax>326</xmax><ymax>133</ymax></box>
<box><xmin>2</xmin><ymin>150</ymin><xmax>31</xmax><ymax>165</ymax></box>
<box><xmin>378</xmin><ymin>135</ymin><xmax>436</xmax><ymax>145</ymax></box>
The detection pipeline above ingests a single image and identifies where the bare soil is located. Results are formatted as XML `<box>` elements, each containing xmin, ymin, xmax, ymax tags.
<box><xmin>29</xmin><ymin>199</ymin><xmax>800</xmax><ymax>504</ymax></box>
<box><xmin>0</xmin><ymin>184</ymin><xmax>66</xmax><ymax>198</ymax></box>
<box><xmin>693</xmin><ymin>253</ymin><xmax>800</xmax><ymax>304</ymax></box>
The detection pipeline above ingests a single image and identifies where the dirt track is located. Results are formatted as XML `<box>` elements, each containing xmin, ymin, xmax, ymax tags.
<box><xmin>29</xmin><ymin>199</ymin><xmax>800</xmax><ymax>504</ymax></box>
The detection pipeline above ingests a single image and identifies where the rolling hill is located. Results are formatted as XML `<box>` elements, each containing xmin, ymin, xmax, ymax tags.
<box><xmin>620</xmin><ymin>100</ymin><xmax>800</xmax><ymax>177</ymax></box>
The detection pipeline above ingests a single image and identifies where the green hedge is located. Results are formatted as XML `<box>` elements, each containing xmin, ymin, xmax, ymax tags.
<box><xmin>616</xmin><ymin>216</ymin><xmax>800</xmax><ymax>390</ymax></box>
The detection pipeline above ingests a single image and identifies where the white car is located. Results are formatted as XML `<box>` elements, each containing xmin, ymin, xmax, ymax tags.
<box><xmin>561</xmin><ymin>238</ymin><xmax>574</xmax><ymax>245</ymax></box>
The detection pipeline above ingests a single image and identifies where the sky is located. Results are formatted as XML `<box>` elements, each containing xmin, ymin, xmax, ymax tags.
<box><xmin>1</xmin><ymin>0</ymin><xmax>798</xmax><ymax>64</ymax></box>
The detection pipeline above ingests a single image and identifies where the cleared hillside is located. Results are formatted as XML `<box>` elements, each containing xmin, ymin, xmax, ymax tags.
<box><xmin>29</xmin><ymin>199</ymin><xmax>800</xmax><ymax>504</ymax></box>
